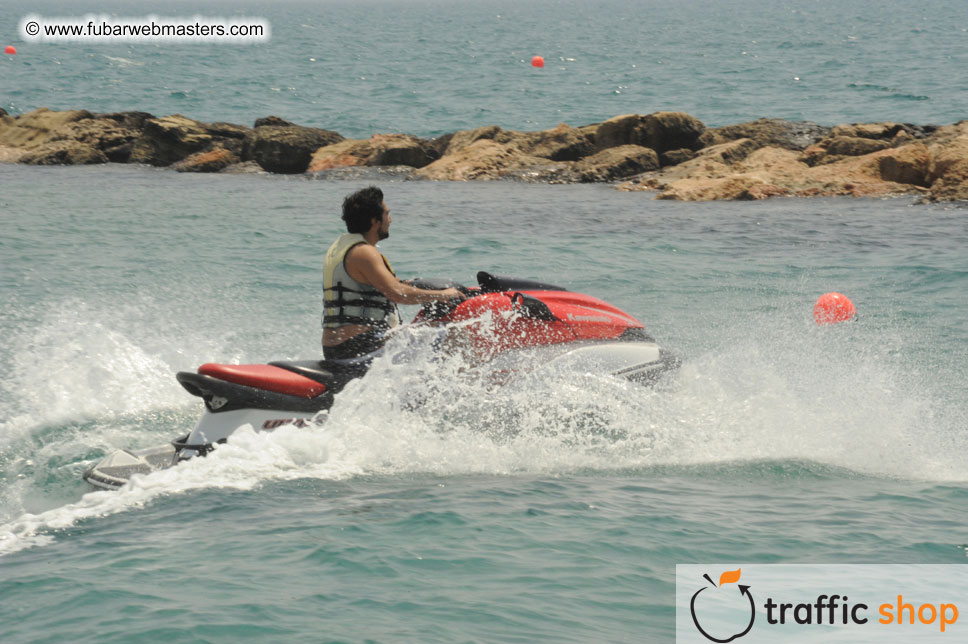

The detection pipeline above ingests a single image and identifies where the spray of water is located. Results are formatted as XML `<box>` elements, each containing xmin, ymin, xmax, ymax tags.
<box><xmin>0</xmin><ymin>298</ymin><xmax>965</xmax><ymax>556</ymax></box>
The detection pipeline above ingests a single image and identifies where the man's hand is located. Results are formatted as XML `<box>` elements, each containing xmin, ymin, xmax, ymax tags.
<box><xmin>440</xmin><ymin>288</ymin><xmax>466</xmax><ymax>301</ymax></box>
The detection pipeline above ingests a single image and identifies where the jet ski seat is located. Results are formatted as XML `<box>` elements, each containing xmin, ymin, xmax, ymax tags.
<box><xmin>269</xmin><ymin>360</ymin><xmax>367</xmax><ymax>393</ymax></box>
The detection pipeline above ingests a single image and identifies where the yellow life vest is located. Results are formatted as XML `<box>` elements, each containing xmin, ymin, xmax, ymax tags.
<box><xmin>322</xmin><ymin>233</ymin><xmax>401</xmax><ymax>330</ymax></box>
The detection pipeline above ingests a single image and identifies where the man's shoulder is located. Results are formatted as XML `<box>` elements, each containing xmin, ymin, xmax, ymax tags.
<box><xmin>344</xmin><ymin>241</ymin><xmax>384</xmax><ymax>268</ymax></box>
<box><xmin>345</xmin><ymin>241</ymin><xmax>378</xmax><ymax>257</ymax></box>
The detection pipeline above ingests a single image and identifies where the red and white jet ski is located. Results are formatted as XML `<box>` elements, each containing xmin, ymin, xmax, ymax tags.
<box><xmin>83</xmin><ymin>272</ymin><xmax>679</xmax><ymax>489</ymax></box>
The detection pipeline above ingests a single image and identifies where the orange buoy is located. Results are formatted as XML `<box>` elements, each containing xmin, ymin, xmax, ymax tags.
<box><xmin>4</xmin><ymin>46</ymin><xmax>15</xmax><ymax>55</ymax></box>
<box><xmin>814</xmin><ymin>292</ymin><xmax>857</xmax><ymax>325</ymax></box>
<box><xmin>531</xmin><ymin>55</ymin><xmax>544</xmax><ymax>68</ymax></box>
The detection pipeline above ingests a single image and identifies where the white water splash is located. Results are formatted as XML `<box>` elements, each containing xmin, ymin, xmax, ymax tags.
<box><xmin>0</xmin><ymin>298</ymin><xmax>236</xmax><ymax>438</ymax></box>
<box><xmin>1</xmin><ymin>302</ymin><xmax>966</xmax><ymax>557</ymax></box>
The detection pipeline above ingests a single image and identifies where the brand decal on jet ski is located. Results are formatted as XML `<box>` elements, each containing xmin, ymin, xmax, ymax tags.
<box><xmin>567</xmin><ymin>313</ymin><xmax>612</xmax><ymax>323</ymax></box>
<box><xmin>262</xmin><ymin>418</ymin><xmax>311</xmax><ymax>429</ymax></box>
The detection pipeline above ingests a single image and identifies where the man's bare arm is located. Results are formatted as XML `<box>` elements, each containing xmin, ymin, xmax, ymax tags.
<box><xmin>345</xmin><ymin>244</ymin><xmax>464</xmax><ymax>305</ymax></box>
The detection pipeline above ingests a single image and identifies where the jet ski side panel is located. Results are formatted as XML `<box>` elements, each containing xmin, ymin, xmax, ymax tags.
<box><xmin>177</xmin><ymin>408</ymin><xmax>324</xmax><ymax>458</ymax></box>
<box><xmin>485</xmin><ymin>340</ymin><xmax>679</xmax><ymax>386</ymax></box>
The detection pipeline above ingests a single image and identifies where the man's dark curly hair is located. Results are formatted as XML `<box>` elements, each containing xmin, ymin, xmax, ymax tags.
<box><xmin>342</xmin><ymin>186</ymin><xmax>385</xmax><ymax>234</ymax></box>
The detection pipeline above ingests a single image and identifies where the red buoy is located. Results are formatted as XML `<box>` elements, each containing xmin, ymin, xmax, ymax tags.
<box><xmin>814</xmin><ymin>292</ymin><xmax>857</xmax><ymax>325</ymax></box>
<box><xmin>4</xmin><ymin>46</ymin><xmax>16</xmax><ymax>55</ymax></box>
<box><xmin>531</xmin><ymin>55</ymin><xmax>544</xmax><ymax>68</ymax></box>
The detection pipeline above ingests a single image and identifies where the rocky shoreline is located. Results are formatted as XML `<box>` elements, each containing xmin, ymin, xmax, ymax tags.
<box><xmin>1</xmin><ymin>107</ymin><xmax>966</xmax><ymax>202</ymax></box>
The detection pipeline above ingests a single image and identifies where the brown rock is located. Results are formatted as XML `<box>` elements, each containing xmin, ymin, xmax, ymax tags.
<box><xmin>172</xmin><ymin>147</ymin><xmax>240</xmax><ymax>173</ymax></box>
<box><xmin>923</xmin><ymin>121</ymin><xmax>968</xmax><ymax>201</ymax></box>
<box><xmin>413</xmin><ymin>139</ymin><xmax>554</xmax><ymax>181</ymax></box>
<box><xmin>927</xmin><ymin>173</ymin><xmax>968</xmax><ymax>201</ymax></box>
<box><xmin>830</xmin><ymin>122</ymin><xmax>904</xmax><ymax>140</ymax></box>
<box><xmin>824</xmin><ymin>136</ymin><xmax>892</xmax><ymax>157</ymax></box>
<box><xmin>800</xmin><ymin>122</ymin><xmax>939</xmax><ymax>167</ymax></box>
<box><xmin>48</xmin><ymin>118</ymin><xmax>140</xmax><ymax>159</ymax></box>
<box><xmin>20</xmin><ymin>140</ymin><xmax>108</xmax><ymax>165</ymax></box>
<box><xmin>129</xmin><ymin>115</ymin><xmax>216</xmax><ymax>166</ymax></box>
<box><xmin>800</xmin><ymin>136</ymin><xmax>891</xmax><ymax>167</ymax></box>
<box><xmin>0</xmin><ymin>108</ymin><xmax>95</xmax><ymax>149</ymax></box>
<box><xmin>923</xmin><ymin>120</ymin><xmax>968</xmax><ymax>148</ymax></box>
<box><xmin>415</xmin><ymin>122</ymin><xmax>595</xmax><ymax>180</ymax></box>
<box><xmin>308</xmin><ymin>134</ymin><xmax>433</xmax><ymax>172</ymax></box>
<box><xmin>639</xmin><ymin>112</ymin><xmax>705</xmax><ymax>152</ymax></box>
<box><xmin>103</xmin><ymin>143</ymin><xmax>134</xmax><ymax>163</ymax></box>
<box><xmin>515</xmin><ymin>123</ymin><xmax>594</xmax><ymax>161</ymax></box>
<box><xmin>207</xmin><ymin>122</ymin><xmax>252</xmax><ymax>140</ymax></box>
<box><xmin>872</xmin><ymin>143</ymin><xmax>930</xmax><ymax>186</ymax></box>
<box><xmin>701</xmin><ymin>118</ymin><xmax>829</xmax><ymax>151</ymax></box>
<box><xmin>890</xmin><ymin>130</ymin><xmax>915</xmax><ymax>147</ymax></box>
<box><xmin>253</xmin><ymin>116</ymin><xmax>295</xmax><ymax>128</ymax></box>
<box><xmin>0</xmin><ymin>145</ymin><xmax>25</xmax><ymax>163</ymax></box>
<box><xmin>96</xmin><ymin>111</ymin><xmax>155</xmax><ymax>130</ymax></box>
<box><xmin>244</xmin><ymin>124</ymin><xmax>344</xmax><ymax>173</ymax></box>
<box><xmin>307</xmin><ymin>140</ymin><xmax>366</xmax><ymax>172</ymax></box>
<box><xmin>377</xmin><ymin>137</ymin><xmax>435</xmax><ymax>167</ymax></box>
<box><xmin>442</xmin><ymin>125</ymin><xmax>506</xmax><ymax>155</ymax></box>
<box><xmin>748</xmin><ymin>147</ymin><xmax>920</xmax><ymax>198</ymax></box>
<box><xmin>925</xmin><ymin>121</ymin><xmax>968</xmax><ymax>181</ymax></box>
<box><xmin>571</xmin><ymin>145</ymin><xmax>659</xmax><ymax>182</ymax></box>
<box><xmin>799</xmin><ymin>144</ymin><xmax>829</xmax><ymax>167</ymax></box>
<box><xmin>578</xmin><ymin>123</ymin><xmax>601</xmax><ymax>144</ymax></box>
<box><xmin>739</xmin><ymin>148</ymin><xmax>814</xmax><ymax>185</ymax></box>
<box><xmin>426</xmin><ymin>133</ymin><xmax>455</xmax><ymax>159</ymax></box>
<box><xmin>743</xmin><ymin>183</ymin><xmax>791</xmax><ymax>200</ymax></box>
<box><xmin>620</xmin><ymin>142</ymin><xmax>927</xmax><ymax>201</ymax></box>
<box><xmin>58</xmin><ymin>113</ymin><xmax>156</xmax><ymax>162</ymax></box>
<box><xmin>0</xmin><ymin>110</ymin><xmax>154</xmax><ymax>164</ymax></box>
<box><xmin>659</xmin><ymin>148</ymin><xmax>696</xmax><ymax>167</ymax></box>
<box><xmin>619</xmin><ymin>121</ymin><xmax>968</xmax><ymax>200</ymax></box>
<box><xmin>441</xmin><ymin>123</ymin><xmax>593</xmax><ymax>162</ymax></box>
<box><xmin>589</xmin><ymin>112</ymin><xmax>704</xmax><ymax>153</ymax></box>
<box><xmin>593</xmin><ymin>114</ymin><xmax>642</xmax><ymax>149</ymax></box>
<box><xmin>655</xmin><ymin>176</ymin><xmax>764</xmax><ymax>201</ymax></box>
<box><xmin>701</xmin><ymin>138</ymin><xmax>759</xmax><ymax>165</ymax></box>
<box><xmin>617</xmin><ymin>141</ymin><xmax>741</xmax><ymax>197</ymax></box>
<box><xmin>2</xmin><ymin>106</ymin><xmax>959</xmax><ymax>201</ymax></box>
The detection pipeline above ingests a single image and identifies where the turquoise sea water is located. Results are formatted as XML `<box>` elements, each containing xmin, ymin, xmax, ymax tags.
<box><xmin>2</xmin><ymin>0</ymin><xmax>968</xmax><ymax>641</ymax></box>
<box><xmin>1</xmin><ymin>166</ymin><xmax>967</xmax><ymax>642</ymax></box>
<box><xmin>3</xmin><ymin>0</ymin><xmax>968</xmax><ymax>135</ymax></box>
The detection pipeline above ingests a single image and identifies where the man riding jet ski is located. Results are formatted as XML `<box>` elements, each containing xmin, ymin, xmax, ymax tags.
<box><xmin>82</xmin><ymin>271</ymin><xmax>680</xmax><ymax>489</ymax></box>
<box><xmin>83</xmin><ymin>187</ymin><xmax>677</xmax><ymax>490</ymax></box>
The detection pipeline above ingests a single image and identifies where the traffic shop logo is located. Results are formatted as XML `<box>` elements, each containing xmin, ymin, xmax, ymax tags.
<box><xmin>690</xmin><ymin>568</ymin><xmax>755</xmax><ymax>643</ymax></box>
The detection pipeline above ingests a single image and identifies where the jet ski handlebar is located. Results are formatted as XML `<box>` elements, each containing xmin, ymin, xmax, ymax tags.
<box><xmin>407</xmin><ymin>272</ymin><xmax>570</xmax><ymax>320</ymax></box>
<box><xmin>408</xmin><ymin>272</ymin><xmax>569</xmax><ymax>295</ymax></box>
<box><xmin>405</xmin><ymin>277</ymin><xmax>470</xmax><ymax>295</ymax></box>
<box><xmin>404</xmin><ymin>278</ymin><xmax>472</xmax><ymax>320</ymax></box>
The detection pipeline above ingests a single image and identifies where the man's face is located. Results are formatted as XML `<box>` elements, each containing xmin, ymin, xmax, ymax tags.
<box><xmin>377</xmin><ymin>202</ymin><xmax>391</xmax><ymax>240</ymax></box>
